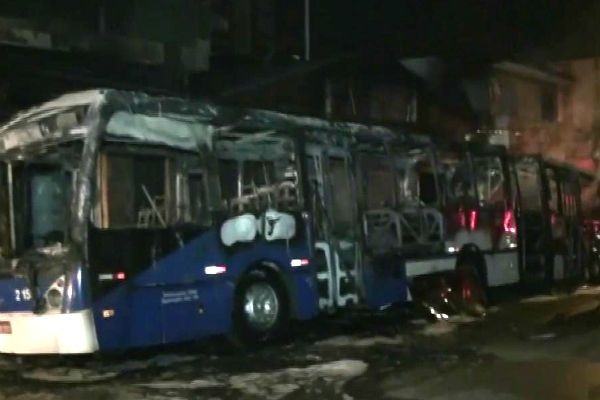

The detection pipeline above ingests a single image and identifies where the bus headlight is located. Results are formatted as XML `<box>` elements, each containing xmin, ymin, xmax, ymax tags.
<box><xmin>45</xmin><ymin>275</ymin><xmax>65</xmax><ymax>310</ymax></box>
<box><xmin>46</xmin><ymin>288</ymin><xmax>63</xmax><ymax>309</ymax></box>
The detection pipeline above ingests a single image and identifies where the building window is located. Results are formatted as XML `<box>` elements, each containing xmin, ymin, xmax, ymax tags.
<box><xmin>370</xmin><ymin>85</ymin><xmax>418</xmax><ymax>124</ymax></box>
<box><xmin>541</xmin><ymin>86</ymin><xmax>558</xmax><ymax>122</ymax></box>
<box><xmin>493</xmin><ymin>79</ymin><xmax>518</xmax><ymax>119</ymax></box>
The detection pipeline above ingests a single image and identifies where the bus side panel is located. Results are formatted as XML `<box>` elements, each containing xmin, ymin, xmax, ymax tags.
<box><xmin>362</xmin><ymin>255</ymin><xmax>408</xmax><ymax>309</ymax></box>
<box><xmin>134</xmin><ymin>230</ymin><xmax>234</xmax><ymax>342</ymax></box>
<box><xmin>93</xmin><ymin>282</ymin><xmax>235</xmax><ymax>351</ymax></box>
<box><xmin>289</xmin><ymin>272</ymin><xmax>319</xmax><ymax>320</ymax></box>
<box><xmin>137</xmin><ymin>231</ymin><xmax>225</xmax><ymax>287</ymax></box>
<box><xmin>92</xmin><ymin>286</ymin><xmax>132</xmax><ymax>351</ymax></box>
<box><xmin>129</xmin><ymin>287</ymin><xmax>164</xmax><ymax>347</ymax></box>
<box><xmin>161</xmin><ymin>280</ymin><xmax>233</xmax><ymax>344</ymax></box>
<box><xmin>91</xmin><ymin>231</ymin><xmax>318</xmax><ymax>350</ymax></box>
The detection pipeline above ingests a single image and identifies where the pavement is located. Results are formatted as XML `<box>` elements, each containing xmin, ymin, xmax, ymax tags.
<box><xmin>2</xmin><ymin>286</ymin><xmax>600</xmax><ymax>399</ymax></box>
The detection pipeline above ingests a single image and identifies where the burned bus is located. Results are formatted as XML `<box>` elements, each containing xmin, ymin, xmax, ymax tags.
<box><xmin>387</xmin><ymin>139</ymin><xmax>588</xmax><ymax>310</ymax></box>
<box><xmin>0</xmin><ymin>89</ymin><xmax>418</xmax><ymax>354</ymax></box>
<box><xmin>432</xmin><ymin>141</ymin><xmax>587</xmax><ymax>298</ymax></box>
<box><xmin>436</xmin><ymin>142</ymin><xmax>520</xmax><ymax>303</ymax></box>
<box><xmin>512</xmin><ymin>156</ymin><xmax>585</xmax><ymax>288</ymax></box>
<box><xmin>353</xmin><ymin>137</ymin><xmax>517</xmax><ymax>312</ymax></box>
<box><xmin>580</xmin><ymin>170</ymin><xmax>600</xmax><ymax>282</ymax></box>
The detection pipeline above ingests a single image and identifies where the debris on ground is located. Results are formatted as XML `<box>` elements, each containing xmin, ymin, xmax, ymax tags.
<box><xmin>573</xmin><ymin>285</ymin><xmax>600</xmax><ymax>296</ymax></box>
<box><xmin>228</xmin><ymin>360</ymin><xmax>368</xmax><ymax>400</ymax></box>
<box><xmin>136</xmin><ymin>378</ymin><xmax>224</xmax><ymax>390</ymax></box>
<box><xmin>528</xmin><ymin>332</ymin><xmax>557</xmax><ymax>341</ymax></box>
<box><xmin>419</xmin><ymin>321</ymin><xmax>457</xmax><ymax>336</ymax></box>
<box><xmin>446</xmin><ymin>314</ymin><xmax>481</xmax><ymax>324</ymax></box>
<box><xmin>136</xmin><ymin>359</ymin><xmax>368</xmax><ymax>400</ymax></box>
<box><xmin>22</xmin><ymin>368</ymin><xmax>118</xmax><ymax>383</ymax></box>
<box><xmin>314</xmin><ymin>335</ymin><xmax>404</xmax><ymax>348</ymax></box>
<box><xmin>520</xmin><ymin>294</ymin><xmax>565</xmax><ymax>304</ymax></box>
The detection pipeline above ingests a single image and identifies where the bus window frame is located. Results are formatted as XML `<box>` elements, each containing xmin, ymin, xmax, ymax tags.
<box><xmin>95</xmin><ymin>144</ymin><xmax>213</xmax><ymax>230</ymax></box>
<box><xmin>216</xmin><ymin>133</ymin><xmax>303</xmax><ymax>216</ymax></box>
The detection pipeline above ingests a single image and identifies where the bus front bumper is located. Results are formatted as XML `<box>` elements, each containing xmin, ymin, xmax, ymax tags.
<box><xmin>0</xmin><ymin>309</ymin><xmax>99</xmax><ymax>354</ymax></box>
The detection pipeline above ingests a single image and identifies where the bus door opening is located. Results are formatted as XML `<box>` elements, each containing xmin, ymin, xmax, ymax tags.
<box><xmin>515</xmin><ymin>158</ymin><xmax>551</xmax><ymax>283</ymax></box>
<box><xmin>393</xmin><ymin>147</ymin><xmax>444</xmax><ymax>255</ymax></box>
<box><xmin>473</xmin><ymin>155</ymin><xmax>511</xmax><ymax>250</ymax></box>
<box><xmin>440</xmin><ymin>152</ymin><xmax>477</xmax><ymax>245</ymax></box>
<box><xmin>555</xmin><ymin>168</ymin><xmax>583</xmax><ymax>277</ymax></box>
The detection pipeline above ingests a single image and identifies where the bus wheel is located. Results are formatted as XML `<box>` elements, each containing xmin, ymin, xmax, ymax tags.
<box><xmin>587</xmin><ymin>257</ymin><xmax>600</xmax><ymax>284</ymax></box>
<box><xmin>232</xmin><ymin>270</ymin><xmax>288</xmax><ymax>346</ymax></box>
<box><xmin>455</xmin><ymin>257</ymin><xmax>487</xmax><ymax>317</ymax></box>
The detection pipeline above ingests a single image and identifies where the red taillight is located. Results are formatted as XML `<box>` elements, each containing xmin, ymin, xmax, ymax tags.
<box><xmin>115</xmin><ymin>272</ymin><xmax>126</xmax><ymax>280</ymax></box>
<box><xmin>458</xmin><ymin>208</ymin><xmax>479</xmax><ymax>231</ymax></box>
<box><xmin>503</xmin><ymin>209</ymin><xmax>516</xmax><ymax>234</ymax></box>
<box><xmin>459</xmin><ymin>208</ymin><xmax>467</xmax><ymax>229</ymax></box>
<box><xmin>469</xmin><ymin>210</ymin><xmax>478</xmax><ymax>231</ymax></box>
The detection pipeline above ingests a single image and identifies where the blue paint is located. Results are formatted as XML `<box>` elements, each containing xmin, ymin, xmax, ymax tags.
<box><xmin>91</xmin><ymin>227</ymin><xmax>318</xmax><ymax>351</ymax></box>
<box><xmin>0</xmin><ymin>227</ymin><xmax>408</xmax><ymax>352</ymax></box>
<box><xmin>0</xmin><ymin>277</ymin><xmax>35</xmax><ymax>312</ymax></box>
<box><xmin>362</xmin><ymin>256</ymin><xmax>408</xmax><ymax>309</ymax></box>
<box><xmin>64</xmin><ymin>266</ymin><xmax>91</xmax><ymax>312</ymax></box>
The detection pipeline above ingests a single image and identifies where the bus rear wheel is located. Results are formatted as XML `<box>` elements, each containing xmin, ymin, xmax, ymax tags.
<box><xmin>232</xmin><ymin>270</ymin><xmax>288</xmax><ymax>347</ymax></box>
<box><xmin>454</xmin><ymin>257</ymin><xmax>487</xmax><ymax>317</ymax></box>
<box><xmin>586</xmin><ymin>256</ymin><xmax>600</xmax><ymax>284</ymax></box>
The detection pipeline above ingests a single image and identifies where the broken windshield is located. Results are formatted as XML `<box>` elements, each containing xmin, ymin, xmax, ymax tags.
<box><xmin>393</xmin><ymin>147</ymin><xmax>439</xmax><ymax>206</ymax></box>
<box><xmin>473</xmin><ymin>156</ymin><xmax>506</xmax><ymax>206</ymax></box>
<box><xmin>10</xmin><ymin>162</ymin><xmax>74</xmax><ymax>255</ymax></box>
<box><xmin>440</xmin><ymin>155</ymin><xmax>476</xmax><ymax>205</ymax></box>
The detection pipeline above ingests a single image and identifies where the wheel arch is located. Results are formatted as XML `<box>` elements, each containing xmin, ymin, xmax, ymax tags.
<box><xmin>456</xmin><ymin>243</ymin><xmax>488</xmax><ymax>287</ymax></box>
<box><xmin>235</xmin><ymin>260</ymin><xmax>296</xmax><ymax>319</ymax></box>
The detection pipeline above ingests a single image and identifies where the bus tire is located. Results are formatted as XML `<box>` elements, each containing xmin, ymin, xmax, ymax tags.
<box><xmin>454</xmin><ymin>253</ymin><xmax>488</xmax><ymax>316</ymax></box>
<box><xmin>586</xmin><ymin>256</ymin><xmax>600</xmax><ymax>284</ymax></box>
<box><xmin>231</xmin><ymin>269</ymin><xmax>289</xmax><ymax>347</ymax></box>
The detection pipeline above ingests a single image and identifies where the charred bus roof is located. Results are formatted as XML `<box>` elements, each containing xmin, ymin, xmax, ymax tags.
<box><xmin>432</xmin><ymin>136</ymin><xmax>509</xmax><ymax>157</ymax></box>
<box><xmin>0</xmin><ymin>89</ymin><xmax>433</xmax><ymax>157</ymax></box>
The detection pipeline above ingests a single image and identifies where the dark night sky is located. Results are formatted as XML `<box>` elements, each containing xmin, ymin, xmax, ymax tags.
<box><xmin>0</xmin><ymin>0</ymin><xmax>595</xmax><ymax>60</ymax></box>
<box><xmin>1</xmin><ymin>0</ymin><xmax>599</xmax><ymax>114</ymax></box>
<box><xmin>311</xmin><ymin>0</ymin><xmax>596</xmax><ymax>60</ymax></box>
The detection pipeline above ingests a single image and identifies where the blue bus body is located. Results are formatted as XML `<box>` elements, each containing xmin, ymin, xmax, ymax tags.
<box><xmin>0</xmin><ymin>90</ymin><xmax>409</xmax><ymax>354</ymax></box>
<box><xmin>91</xmin><ymin>231</ymin><xmax>318</xmax><ymax>351</ymax></box>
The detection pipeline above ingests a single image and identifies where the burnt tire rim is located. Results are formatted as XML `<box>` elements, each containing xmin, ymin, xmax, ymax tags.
<box><xmin>243</xmin><ymin>282</ymin><xmax>280</xmax><ymax>332</ymax></box>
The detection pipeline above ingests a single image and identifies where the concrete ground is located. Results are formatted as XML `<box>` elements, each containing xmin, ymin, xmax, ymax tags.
<box><xmin>2</xmin><ymin>286</ymin><xmax>600</xmax><ymax>399</ymax></box>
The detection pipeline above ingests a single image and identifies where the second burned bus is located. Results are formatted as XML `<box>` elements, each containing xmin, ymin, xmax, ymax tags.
<box><xmin>431</xmin><ymin>141</ymin><xmax>586</xmax><ymax>298</ymax></box>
